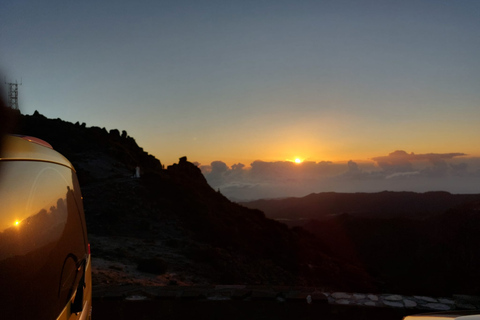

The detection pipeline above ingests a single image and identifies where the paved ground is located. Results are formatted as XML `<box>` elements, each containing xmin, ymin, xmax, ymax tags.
<box><xmin>92</xmin><ymin>299</ymin><xmax>417</xmax><ymax>320</ymax></box>
<box><xmin>91</xmin><ymin>286</ymin><xmax>422</xmax><ymax>320</ymax></box>
<box><xmin>92</xmin><ymin>285</ymin><xmax>480</xmax><ymax>319</ymax></box>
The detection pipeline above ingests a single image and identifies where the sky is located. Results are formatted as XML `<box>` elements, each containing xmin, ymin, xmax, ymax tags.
<box><xmin>1</xmin><ymin>1</ymin><xmax>480</xmax><ymax>199</ymax></box>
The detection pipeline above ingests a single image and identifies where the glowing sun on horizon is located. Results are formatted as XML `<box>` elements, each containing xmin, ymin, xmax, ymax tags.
<box><xmin>294</xmin><ymin>158</ymin><xmax>303</xmax><ymax>164</ymax></box>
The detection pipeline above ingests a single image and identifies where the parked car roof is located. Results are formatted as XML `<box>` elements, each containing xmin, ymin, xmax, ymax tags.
<box><xmin>0</xmin><ymin>134</ymin><xmax>73</xmax><ymax>170</ymax></box>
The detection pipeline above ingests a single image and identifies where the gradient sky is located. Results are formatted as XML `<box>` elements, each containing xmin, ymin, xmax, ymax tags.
<box><xmin>1</xmin><ymin>0</ymin><xmax>479</xmax><ymax>168</ymax></box>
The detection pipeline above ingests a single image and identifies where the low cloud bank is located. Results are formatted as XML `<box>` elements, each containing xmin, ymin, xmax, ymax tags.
<box><xmin>199</xmin><ymin>151</ymin><xmax>480</xmax><ymax>201</ymax></box>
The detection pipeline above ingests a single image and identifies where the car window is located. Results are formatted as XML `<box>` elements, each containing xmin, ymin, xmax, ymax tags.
<box><xmin>0</xmin><ymin>161</ymin><xmax>87</xmax><ymax>320</ymax></box>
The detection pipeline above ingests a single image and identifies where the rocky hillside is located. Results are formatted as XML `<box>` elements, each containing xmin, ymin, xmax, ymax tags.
<box><xmin>243</xmin><ymin>191</ymin><xmax>480</xmax><ymax>296</ymax></box>
<box><xmin>302</xmin><ymin>201</ymin><xmax>480</xmax><ymax>296</ymax></box>
<box><xmin>13</xmin><ymin>111</ymin><xmax>376</xmax><ymax>291</ymax></box>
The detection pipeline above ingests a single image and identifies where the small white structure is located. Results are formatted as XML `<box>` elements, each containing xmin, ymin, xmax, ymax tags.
<box><xmin>134</xmin><ymin>166</ymin><xmax>140</xmax><ymax>178</ymax></box>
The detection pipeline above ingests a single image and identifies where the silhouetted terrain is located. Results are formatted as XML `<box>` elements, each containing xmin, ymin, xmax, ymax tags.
<box><xmin>243</xmin><ymin>193</ymin><xmax>480</xmax><ymax>296</ymax></box>
<box><xmin>304</xmin><ymin>203</ymin><xmax>480</xmax><ymax>296</ymax></box>
<box><xmin>14</xmin><ymin>111</ymin><xmax>375</xmax><ymax>292</ymax></box>
<box><xmin>241</xmin><ymin>192</ymin><xmax>480</xmax><ymax>221</ymax></box>
<box><xmin>13</xmin><ymin>111</ymin><xmax>480</xmax><ymax>297</ymax></box>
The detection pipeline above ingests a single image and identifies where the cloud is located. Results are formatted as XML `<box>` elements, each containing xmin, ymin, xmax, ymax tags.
<box><xmin>231</xmin><ymin>163</ymin><xmax>245</xmax><ymax>171</ymax></box>
<box><xmin>371</xmin><ymin>150</ymin><xmax>466</xmax><ymax>163</ymax></box>
<box><xmin>203</xmin><ymin>161</ymin><xmax>230</xmax><ymax>187</ymax></box>
<box><xmin>371</xmin><ymin>150</ymin><xmax>467</xmax><ymax>173</ymax></box>
<box><xmin>200</xmin><ymin>151</ymin><xmax>480</xmax><ymax>201</ymax></box>
<box><xmin>385</xmin><ymin>171</ymin><xmax>420</xmax><ymax>179</ymax></box>
<box><xmin>201</xmin><ymin>159</ymin><xmax>351</xmax><ymax>198</ymax></box>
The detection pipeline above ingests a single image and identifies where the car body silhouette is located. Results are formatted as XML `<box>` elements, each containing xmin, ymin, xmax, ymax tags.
<box><xmin>0</xmin><ymin>135</ymin><xmax>92</xmax><ymax>320</ymax></box>
<box><xmin>404</xmin><ymin>311</ymin><xmax>480</xmax><ymax>319</ymax></box>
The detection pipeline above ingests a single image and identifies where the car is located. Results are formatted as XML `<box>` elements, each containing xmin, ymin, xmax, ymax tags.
<box><xmin>0</xmin><ymin>135</ymin><xmax>92</xmax><ymax>320</ymax></box>
<box><xmin>404</xmin><ymin>311</ymin><xmax>480</xmax><ymax>320</ymax></box>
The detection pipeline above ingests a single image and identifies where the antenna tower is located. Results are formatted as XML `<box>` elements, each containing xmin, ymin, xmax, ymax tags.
<box><xmin>5</xmin><ymin>79</ymin><xmax>22</xmax><ymax>110</ymax></box>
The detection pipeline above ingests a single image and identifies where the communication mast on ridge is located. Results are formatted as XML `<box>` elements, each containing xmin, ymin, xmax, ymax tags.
<box><xmin>4</xmin><ymin>78</ymin><xmax>22</xmax><ymax>110</ymax></box>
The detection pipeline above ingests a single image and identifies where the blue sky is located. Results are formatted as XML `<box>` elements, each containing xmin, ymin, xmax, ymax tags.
<box><xmin>1</xmin><ymin>1</ymin><xmax>479</xmax><ymax>179</ymax></box>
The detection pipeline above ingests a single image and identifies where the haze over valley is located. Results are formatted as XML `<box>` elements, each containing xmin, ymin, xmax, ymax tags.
<box><xmin>202</xmin><ymin>153</ymin><xmax>480</xmax><ymax>201</ymax></box>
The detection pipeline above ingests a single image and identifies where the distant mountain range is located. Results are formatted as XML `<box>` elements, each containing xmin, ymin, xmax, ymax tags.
<box><xmin>241</xmin><ymin>191</ymin><xmax>480</xmax><ymax>222</ymax></box>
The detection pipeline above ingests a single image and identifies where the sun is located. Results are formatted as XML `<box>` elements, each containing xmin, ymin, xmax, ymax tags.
<box><xmin>294</xmin><ymin>158</ymin><xmax>303</xmax><ymax>164</ymax></box>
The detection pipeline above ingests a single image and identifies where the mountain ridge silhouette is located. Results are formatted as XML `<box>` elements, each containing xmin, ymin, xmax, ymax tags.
<box><xmin>13</xmin><ymin>111</ymin><xmax>375</xmax><ymax>291</ymax></box>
